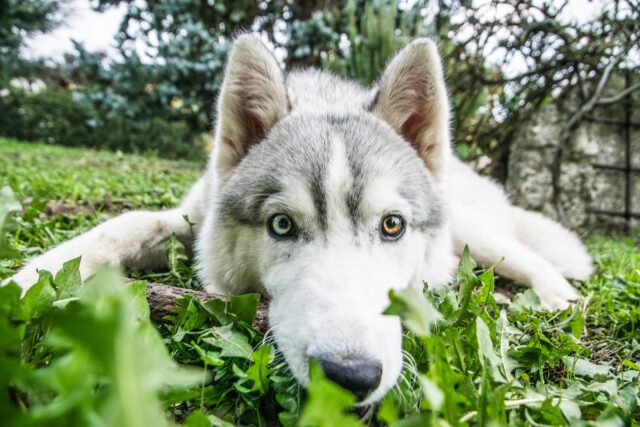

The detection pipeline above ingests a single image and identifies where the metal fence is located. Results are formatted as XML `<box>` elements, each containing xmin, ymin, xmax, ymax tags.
<box><xmin>588</xmin><ymin>72</ymin><xmax>639</xmax><ymax>234</ymax></box>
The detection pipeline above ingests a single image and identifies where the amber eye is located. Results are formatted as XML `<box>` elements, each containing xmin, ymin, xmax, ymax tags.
<box><xmin>380</xmin><ymin>215</ymin><xmax>405</xmax><ymax>241</ymax></box>
<box><xmin>268</xmin><ymin>214</ymin><xmax>295</xmax><ymax>238</ymax></box>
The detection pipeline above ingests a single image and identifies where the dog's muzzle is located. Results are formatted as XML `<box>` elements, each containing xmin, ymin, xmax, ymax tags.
<box><xmin>315</xmin><ymin>354</ymin><xmax>383</xmax><ymax>400</ymax></box>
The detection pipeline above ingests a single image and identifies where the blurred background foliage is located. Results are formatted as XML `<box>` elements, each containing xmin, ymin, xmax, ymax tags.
<box><xmin>0</xmin><ymin>0</ymin><xmax>638</xmax><ymax>177</ymax></box>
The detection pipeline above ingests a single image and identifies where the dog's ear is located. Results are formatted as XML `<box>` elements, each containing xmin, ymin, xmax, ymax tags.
<box><xmin>214</xmin><ymin>34</ymin><xmax>288</xmax><ymax>180</ymax></box>
<box><xmin>373</xmin><ymin>38</ymin><xmax>450</xmax><ymax>180</ymax></box>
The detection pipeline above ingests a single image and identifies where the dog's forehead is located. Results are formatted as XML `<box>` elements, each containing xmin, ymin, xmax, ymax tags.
<box><xmin>220</xmin><ymin>112</ymin><xmax>442</xmax><ymax>230</ymax></box>
<box><xmin>264</xmin><ymin>112</ymin><xmax>419</xmax><ymax>181</ymax></box>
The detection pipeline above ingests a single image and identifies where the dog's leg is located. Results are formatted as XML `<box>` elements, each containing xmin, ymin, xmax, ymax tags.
<box><xmin>511</xmin><ymin>207</ymin><xmax>594</xmax><ymax>280</ymax></box>
<box><xmin>452</xmin><ymin>226</ymin><xmax>580</xmax><ymax>310</ymax></box>
<box><xmin>5</xmin><ymin>178</ymin><xmax>205</xmax><ymax>291</ymax></box>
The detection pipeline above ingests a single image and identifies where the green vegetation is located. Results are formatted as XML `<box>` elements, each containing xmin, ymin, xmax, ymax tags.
<box><xmin>0</xmin><ymin>138</ymin><xmax>200</xmax><ymax>269</ymax></box>
<box><xmin>0</xmin><ymin>139</ymin><xmax>638</xmax><ymax>426</ymax></box>
<box><xmin>0</xmin><ymin>88</ymin><xmax>205</xmax><ymax>160</ymax></box>
<box><xmin>3</xmin><ymin>1</ymin><xmax>637</xmax><ymax>166</ymax></box>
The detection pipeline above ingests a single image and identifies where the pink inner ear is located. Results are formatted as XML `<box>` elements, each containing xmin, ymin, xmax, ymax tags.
<box><xmin>393</xmin><ymin>69</ymin><xmax>434</xmax><ymax>150</ymax></box>
<box><xmin>400</xmin><ymin>112</ymin><xmax>426</xmax><ymax>151</ymax></box>
<box><xmin>400</xmin><ymin>107</ymin><xmax>432</xmax><ymax>156</ymax></box>
<box><xmin>401</xmin><ymin>110</ymin><xmax>438</xmax><ymax>174</ymax></box>
<box><xmin>243</xmin><ymin>107</ymin><xmax>266</xmax><ymax>149</ymax></box>
<box><xmin>239</xmin><ymin>70</ymin><xmax>267</xmax><ymax>148</ymax></box>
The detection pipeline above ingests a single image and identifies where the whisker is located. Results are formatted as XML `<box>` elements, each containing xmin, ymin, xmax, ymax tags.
<box><xmin>401</xmin><ymin>350</ymin><xmax>417</xmax><ymax>369</ymax></box>
<box><xmin>390</xmin><ymin>382</ymin><xmax>409</xmax><ymax>408</ymax></box>
<box><xmin>255</xmin><ymin>327</ymin><xmax>277</xmax><ymax>350</ymax></box>
<box><xmin>356</xmin><ymin>403</ymin><xmax>376</xmax><ymax>423</ymax></box>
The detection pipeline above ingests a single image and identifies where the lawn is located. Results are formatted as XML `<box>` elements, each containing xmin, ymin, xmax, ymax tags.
<box><xmin>0</xmin><ymin>138</ymin><xmax>638</xmax><ymax>426</ymax></box>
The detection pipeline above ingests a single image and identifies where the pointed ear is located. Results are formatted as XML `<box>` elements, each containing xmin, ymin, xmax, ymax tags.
<box><xmin>373</xmin><ymin>39</ymin><xmax>451</xmax><ymax>180</ymax></box>
<box><xmin>214</xmin><ymin>34</ymin><xmax>288</xmax><ymax>180</ymax></box>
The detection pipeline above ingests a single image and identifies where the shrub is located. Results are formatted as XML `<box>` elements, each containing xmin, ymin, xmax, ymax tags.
<box><xmin>95</xmin><ymin>117</ymin><xmax>201</xmax><ymax>160</ymax></box>
<box><xmin>0</xmin><ymin>88</ymin><xmax>205</xmax><ymax>160</ymax></box>
<box><xmin>0</xmin><ymin>87</ymin><xmax>93</xmax><ymax>146</ymax></box>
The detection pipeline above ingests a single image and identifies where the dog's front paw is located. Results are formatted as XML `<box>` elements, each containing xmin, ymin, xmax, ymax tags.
<box><xmin>532</xmin><ymin>277</ymin><xmax>580</xmax><ymax>311</ymax></box>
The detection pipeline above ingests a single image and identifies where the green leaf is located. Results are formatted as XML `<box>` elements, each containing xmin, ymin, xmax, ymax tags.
<box><xmin>510</xmin><ymin>289</ymin><xmax>542</xmax><ymax>311</ymax></box>
<box><xmin>166</xmin><ymin>233</ymin><xmax>188</xmax><ymax>274</ymax></box>
<box><xmin>245</xmin><ymin>344</ymin><xmax>273</xmax><ymax>394</ymax></box>
<box><xmin>476</xmin><ymin>317</ymin><xmax>505</xmax><ymax>383</ymax></box>
<box><xmin>0</xmin><ymin>282</ymin><xmax>26</xmax><ymax>422</ymax></box>
<box><xmin>457</xmin><ymin>245</ymin><xmax>477</xmax><ymax>284</ymax></box>
<box><xmin>53</xmin><ymin>257</ymin><xmax>83</xmax><ymax>299</ymax></box>
<box><xmin>453</xmin><ymin>245</ymin><xmax>479</xmax><ymax>324</ymax></box>
<box><xmin>0</xmin><ymin>186</ymin><xmax>21</xmax><ymax>260</ymax></box>
<box><xmin>165</xmin><ymin>232</ymin><xmax>195</xmax><ymax>288</ymax></box>
<box><xmin>559</xmin><ymin>399</ymin><xmax>581</xmax><ymax>422</ymax></box>
<box><xmin>21</xmin><ymin>270</ymin><xmax>56</xmax><ymax>319</ymax></box>
<box><xmin>202</xmin><ymin>293</ymin><xmax>260</xmax><ymax>326</ymax></box>
<box><xmin>496</xmin><ymin>311</ymin><xmax>521</xmax><ymax>382</ymax></box>
<box><xmin>478</xmin><ymin>267</ymin><xmax>495</xmax><ymax>304</ymax></box>
<box><xmin>24</xmin><ymin>267</ymin><xmax>200</xmax><ymax>427</ymax></box>
<box><xmin>227</xmin><ymin>293</ymin><xmax>260</xmax><ymax>325</ymax></box>
<box><xmin>622</xmin><ymin>359</ymin><xmax>640</xmax><ymax>371</ymax></box>
<box><xmin>376</xmin><ymin>394</ymin><xmax>398</xmax><ymax>425</ymax></box>
<box><xmin>183</xmin><ymin>410</ymin><xmax>211</xmax><ymax>427</ymax></box>
<box><xmin>390</xmin><ymin>414</ymin><xmax>431</xmax><ymax>427</ymax></box>
<box><xmin>176</xmin><ymin>296</ymin><xmax>209</xmax><ymax>331</ymax></box>
<box><xmin>419</xmin><ymin>376</ymin><xmax>444</xmax><ymax>411</ymax></box>
<box><xmin>384</xmin><ymin>288</ymin><xmax>442</xmax><ymax>337</ymax></box>
<box><xmin>569</xmin><ymin>310</ymin><xmax>585</xmax><ymax>339</ymax></box>
<box><xmin>192</xmin><ymin>342</ymin><xmax>224</xmax><ymax>366</ymax></box>
<box><xmin>184</xmin><ymin>410</ymin><xmax>236</xmax><ymax>427</ymax></box>
<box><xmin>564</xmin><ymin>356</ymin><xmax>612</xmax><ymax>378</ymax></box>
<box><xmin>299</xmin><ymin>361</ymin><xmax>362</xmax><ymax>427</ymax></box>
<box><xmin>203</xmin><ymin>324</ymin><xmax>253</xmax><ymax>359</ymax></box>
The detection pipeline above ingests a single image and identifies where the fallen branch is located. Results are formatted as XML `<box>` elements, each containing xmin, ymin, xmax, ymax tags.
<box><xmin>144</xmin><ymin>282</ymin><xmax>269</xmax><ymax>332</ymax></box>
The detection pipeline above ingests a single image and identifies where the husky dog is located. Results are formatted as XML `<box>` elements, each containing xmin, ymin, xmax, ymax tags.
<box><xmin>5</xmin><ymin>35</ymin><xmax>593</xmax><ymax>403</ymax></box>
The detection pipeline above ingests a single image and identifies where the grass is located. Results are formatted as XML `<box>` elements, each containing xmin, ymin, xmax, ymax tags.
<box><xmin>0</xmin><ymin>138</ymin><xmax>201</xmax><ymax>278</ymax></box>
<box><xmin>0</xmin><ymin>138</ymin><xmax>638</xmax><ymax>426</ymax></box>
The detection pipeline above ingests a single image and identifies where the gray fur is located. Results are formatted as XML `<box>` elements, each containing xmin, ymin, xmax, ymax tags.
<box><xmin>285</xmin><ymin>69</ymin><xmax>377</xmax><ymax>112</ymax></box>
<box><xmin>218</xmin><ymin>102</ymin><xmax>443</xmax><ymax>243</ymax></box>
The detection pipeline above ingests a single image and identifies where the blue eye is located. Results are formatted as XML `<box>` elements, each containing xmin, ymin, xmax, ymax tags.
<box><xmin>380</xmin><ymin>215</ymin><xmax>405</xmax><ymax>241</ymax></box>
<box><xmin>268</xmin><ymin>214</ymin><xmax>295</xmax><ymax>238</ymax></box>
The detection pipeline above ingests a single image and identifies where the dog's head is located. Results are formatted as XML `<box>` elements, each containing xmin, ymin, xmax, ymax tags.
<box><xmin>197</xmin><ymin>35</ymin><xmax>454</xmax><ymax>404</ymax></box>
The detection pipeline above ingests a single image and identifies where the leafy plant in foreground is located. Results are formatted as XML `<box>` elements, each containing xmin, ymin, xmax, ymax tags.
<box><xmin>1</xmin><ymin>142</ymin><xmax>639</xmax><ymax>425</ymax></box>
<box><xmin>300</xmin><ymin>248</ymin><xmax>640</xmax><ymax>426</ymax></box>
<box><xmin>0</xmin><ymin>261</ymin><xmax>201</xmax><ymax>426</ymax></box>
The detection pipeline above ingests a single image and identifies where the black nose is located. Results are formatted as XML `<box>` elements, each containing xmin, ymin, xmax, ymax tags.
<box><xmin>317</xmin><ymin>356</ymin><xmax>382</xmax><ymax>400</ymax></box>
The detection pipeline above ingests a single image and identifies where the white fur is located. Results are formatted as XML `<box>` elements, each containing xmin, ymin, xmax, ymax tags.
<box><xmin>448</xmin><ymin>158</ymin><xmax>591</xmax><ymax>310</ymax></box>
<box><xmin>262</xmin><ymin>136</ymin><xmax>421</xmax><ymax>403</ymax></box>
<box><xmin>5</xmin><ymin>35</ymin><xmax>593</xmax><ymax>403</ymax></box>
<box><xmin>374</xmin><ymin>39</ymin><xmax>451</xmax><ymax>181</ymax></box>
<box><xmin>213</xmin><ymin>35</ymin><xmax>289</xmax><ymax>180</ymax></box>
<box><xmin>5</xmin><ymin>178</ymin><xmax>205</xmax><ymax>289</ymax></box>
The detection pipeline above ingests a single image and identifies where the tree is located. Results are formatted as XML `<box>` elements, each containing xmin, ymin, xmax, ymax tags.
<box><xmin>432</xmin><ymin>0</ymin><xmax>639</xmax><ymax>180</ymax></box>
<box><xmin>0</xmin><ymin>0</ymin><xmax>61</xmax><ymax>84</ymax></box>
<box><xmin>8</xmin><ymin>0</ymin><xmax>639</xmax><ymax>167</ymax></box>
<box><xmin>67</xmin><ymin>0</ymin><xmax>280</xmax><ymax>150</ymax></box>
<box><xmin>66</xmin><ymin>0</ymin><xmax>435</xmax><ymax>150</ymax></box>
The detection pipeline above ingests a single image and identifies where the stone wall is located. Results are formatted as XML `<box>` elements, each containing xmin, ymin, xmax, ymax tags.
<box><xmin>505</xmin><ymin>75</ymin><xmax>639</xmax><ymax>233</ymax></box>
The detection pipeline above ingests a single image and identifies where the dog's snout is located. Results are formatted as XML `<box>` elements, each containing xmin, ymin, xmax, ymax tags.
<box><xmin>317</xmin><ymin>356</ymin><xmax>382</xmax><ymax>400</ymax></box>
